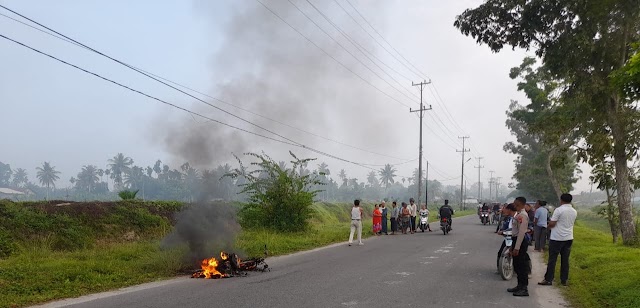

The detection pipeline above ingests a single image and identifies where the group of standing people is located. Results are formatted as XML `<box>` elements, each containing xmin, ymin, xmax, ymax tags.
<box><xmin>496</xmin><ymin>194</ymin><xmax>577</xmax><ymax>297</ymax></box>
<box><xmin>373</xmin><ymin>198</ymin><xmax>432</xmax><ymax>235</ymax></box>
<box><xmin>348</xmin><ymin>198</ymin><xmax>435</xmax><ymax>246</ymax></box>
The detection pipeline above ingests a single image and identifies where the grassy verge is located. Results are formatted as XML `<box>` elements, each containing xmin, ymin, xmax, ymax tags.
<box><xmin>553</xmin><ymin>222</ymin><xmax>640</xmax><ymax>308</ymax></box>
<box><xmin>0</xmin><ymin>242</ymin><xmax>185</xmax><ymax>308</ymax></box>
<box><xmin>0</xmin><ymin>201</ymin><xmax>373</xmax><ymax>308</ymax></box>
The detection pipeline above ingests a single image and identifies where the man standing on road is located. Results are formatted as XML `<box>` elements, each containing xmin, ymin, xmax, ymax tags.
<box><xmin>533</xmin><ymin>200</ymin><xmax>549</xmax><ymax>252</ymax></box>
<box><xmin>539</xmin><ymin>194</ymin><xmax>577</xmax><ymax>286</ymax></box>
<box><xmin>508</xmin><ymin>196</ymin><xmax>531</xmax><ymax>297</ymax></box>
<box><xmin>390</xmin><ymin>201</ymin><xmax>400</xmax><ymax>235</ymax></box>
<box><xmin>409</xmin><ymin>198</ymin><xmax>418</xmax><ymax>233</ymax></box>
<box><xmin>380</xmin><ymin>201</ymin><xmax>389</xmax><ymax>235</ymax></box>
<box><xmin>348</xmin><ymin>199</ymin><xmax>364</xmax><ymax>246</ymax></box>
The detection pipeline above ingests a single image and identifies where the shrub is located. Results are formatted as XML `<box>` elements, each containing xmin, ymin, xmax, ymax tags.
<box><xmin>0</xmin><ymin>229</ymin><xmax>16</xmax><ymax>258</ymax></box>
<box><xmin>118</xmin><ymin>190</ymin><xmax>139</xmax><ymax>200</ymax></box>
<box><xmin>227</xmin><ymin>152</ymin><xmax>323</xmax><ymax>232</ymax></box>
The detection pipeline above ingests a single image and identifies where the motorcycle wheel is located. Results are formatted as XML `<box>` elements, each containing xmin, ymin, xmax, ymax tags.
<box><xmin>499</xmin><ymin>246</ymin><xmax>513</xmax><ymax>280</ymax></box>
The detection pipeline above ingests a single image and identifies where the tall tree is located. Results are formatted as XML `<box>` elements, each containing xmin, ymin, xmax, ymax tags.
<box><xmin>455</xmin><ymin>0</ymin><xmax>640</xmax><ymax>244</ymax></box>
<box><xmin>36</xmin><ymin>162</ymin><xmax>60</xmax><ymax>200</ymax></box>
<box><xmin>379</xmin><ymin>164</ymin><xmax>397</xmax><ymax>191</ymax></box>
<box><xmin>0</xmin><ymin>161</ymin><xmax>12</xmax><ymax>186</ymax></box>
<box><xmin>76</xmin><ymin>165</ymin><xmax>100</xmax><ymax>192</ymax></box>
<box><xmin>504</xmin><ymin>100</ymin><xmax>580</xmax><ymax>203</ymax></box>
<box><xmin>153</xmin><ymin>160</ymin><xmax>162</xmax><ymax>178</ymax></box>
<box><xmin>12</xmin><ymin>168</ymin><xmax>28</xmax><ymax>188</ymax></box>
<box><xmin>366</xmin><ymin>171</ymin><xmax>380</xmax><ymax>188</ymax></box>
<box><xmin>108</xmin><ymin>153</ymin><xmax>133</xmax><ymax>190</ymax></box>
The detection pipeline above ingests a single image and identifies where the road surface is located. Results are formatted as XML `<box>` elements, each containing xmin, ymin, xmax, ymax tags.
<box><xmin>34</xmin><ymin>215</ymin><xmax>567</xmax><ymax>308</ymax></box>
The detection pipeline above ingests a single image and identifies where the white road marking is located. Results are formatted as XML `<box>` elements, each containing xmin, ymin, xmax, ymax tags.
<box><xmin>395</xmin><ymin>272</ymin><xmax>414</xmax><ymax>277</ymax></box>
<box><xmin>383</xmin><ymin>281</ymin><xmax>403</xmax><ymax>285</ymax></box>
<box><xmin>341</xmin><ymin>301</ymin><xmax>358</xmax><ymax>306</ymax></box>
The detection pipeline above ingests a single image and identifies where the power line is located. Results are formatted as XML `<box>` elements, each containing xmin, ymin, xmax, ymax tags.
<box><xmin>254</xmin><ymin>0</ymin><xmax>412</xmax><ymax>109</ymax></box>
<box><xmin>0</xmin><ymin>33</ymin><xmax>416</xmax><ymax>179</ymax></box>
<box><xmin>0</xmin><ymin>5</ymin><xmax>413</xmax><ymax>162</ymax></box>
<box><xmin>332</xmin><ymin>0</ymin><xmax>415</xmax><ymax>82</ymax></box>
<box><xmin>0</xmin><ymin>4</ymin><xmax>303</xmax><ymax>149</ymax></box>
<box><xmin>298</xmin><ymin>0</ymin><xmax>418</xmax><ymax>101</ymax></box>
<box><xmin>344</xmin><ymin>0</ymin><xmax>429</xmax><ymax>79</ymax></box>
<box><xmin>0</xmin><ymin>33</ymin><xmax>300</xmax><ymax>147</ymax></box>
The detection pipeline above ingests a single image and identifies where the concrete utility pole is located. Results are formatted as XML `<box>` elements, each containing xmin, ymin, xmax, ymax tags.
<box><xmin>457</xmin><ymin>136</ymin><xmax>470</xmax><ymax>210</ymax></box>
<box><xmin>474</xmin><ymin>157</ymin><xmax>484</xmax><ymax>201</ymax></box>
<box><xmin>410</xmin><ymin>80</ymin><xmax>432</xmax><ymax>209</ymax></box>
<box><xmin>488</xmin><ymin>170</ymin><xmax>495</xmax><ymax>200</ymax></box>
<box><xmin>495</xmin><ymin>177</ymin><xmax>502</xmax><ymax>200</ymax></box>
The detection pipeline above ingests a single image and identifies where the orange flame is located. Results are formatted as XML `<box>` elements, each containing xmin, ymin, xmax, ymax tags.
<box><xmin>200</xmin><ymin>257</ymin><xmax>222</xmax><ymax>279</ymax></box>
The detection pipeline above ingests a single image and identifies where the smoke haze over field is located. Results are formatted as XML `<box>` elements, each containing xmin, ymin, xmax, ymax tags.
<box><xmin>0</xmin><ymin>0</ymin><xmax>595</xmax><ymax>194</ymax></box>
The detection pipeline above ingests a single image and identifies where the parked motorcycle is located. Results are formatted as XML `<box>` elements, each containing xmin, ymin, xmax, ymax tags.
<box><xmin>480</xmin><ymin>211</ymin><xmax>490</xmax><ymax>225</ymax></box>
<box><xmin>440</xmin><ymin>217</ymin><xmax>451</xmax><ymax>235</ymax></box>
<box><xmin>419</xmin><ymin>213</ymin><xmax>429</xmax><ymax>232</ymax></box>
<box><xmin>498</xmin><ymin>230</ymin><xmax>514</xmax><ymax>280</ymax></box>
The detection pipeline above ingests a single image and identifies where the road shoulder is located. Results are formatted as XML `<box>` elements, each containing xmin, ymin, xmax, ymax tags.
<box><xmin>529</xmin><ymin>249</ymin><xmax>570</xmax><ymax>307</ymax></box>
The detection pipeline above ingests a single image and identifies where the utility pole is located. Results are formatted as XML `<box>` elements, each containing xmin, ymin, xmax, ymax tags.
<box><xmin>457</xmin><ymin>136</ymin><xmax>470</xmax><ymax>210</ymax></box>
<box><xmin>488</xmin><ymin>170</ymin><xmax>495</xmax><ymax>200</ymax></box>
<box><xmin>495</xmin><ymin>177</ymin><xmax>502</xmax><ymax>200</ymax></box>
<box><xmin>411</xmin><ymin>80</ymin><xmax>432</xmax><ymax>209</ymax></box>
<box><xmin>474</xmin><ymin>157</ymin><xmax>484</xmax><ymax>201</ymax></box>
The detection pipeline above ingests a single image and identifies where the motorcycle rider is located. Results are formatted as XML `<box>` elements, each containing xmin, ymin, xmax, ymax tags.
<box><xmin>439</xmin><ymin>199</ymin><xmax>455</xmax><ymax>230</ymax></box>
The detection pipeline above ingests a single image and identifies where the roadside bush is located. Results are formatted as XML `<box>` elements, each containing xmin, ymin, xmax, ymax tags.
<box><xmin>52</xmin><ymin>226</ymin><xmax>93</xmax><ymax>251</ymax></box>
<box><xmin>227</xmin><ymin>152</ymin><xmax>323</xmax><ymax>232</ymax></box>
<box><xmin>0</xmin><ymin>229</ymin><xmax>16</xmax><ymax>258</ymax></box>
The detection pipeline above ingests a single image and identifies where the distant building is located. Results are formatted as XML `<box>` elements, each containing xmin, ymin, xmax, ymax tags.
<box><xmin>0</xmin><ymin>187</ymin><xmax>34</xmax><ymax>200</ymax></box>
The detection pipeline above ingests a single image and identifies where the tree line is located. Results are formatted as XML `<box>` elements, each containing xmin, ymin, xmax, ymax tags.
<box><xmin>0</xmin><ymin>155</ymin><xmax>508</xmax><ymax>205</ymax></box>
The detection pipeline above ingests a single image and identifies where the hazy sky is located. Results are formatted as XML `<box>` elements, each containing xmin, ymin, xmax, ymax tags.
<box><xmin>0</xmin><ymin>0</ymin><xmax>593</xmax><ymax>193</ymax></box>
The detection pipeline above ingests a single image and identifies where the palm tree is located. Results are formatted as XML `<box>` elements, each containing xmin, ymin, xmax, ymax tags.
<box><xmin>97</xmin><ymin>168</ymin><xmax>104</xmax><ymax>183</ymax></box>
<box><xmin>367</xmin><ymin>171</ymin><xmax>380</xmax><ymax>187</ymax></box>
<box><xmin>77</xmin><ymin>165</ymin><xmax>99</xmax><ymax>192</ymax></box>
<box><xmin>124</xmin><ymin>166</ymin><xmax>145</xmax><ymax>190</ymax></box>
<box><xmin>379</xmin><ymin>164</ymin><xmax>397</xmax><ymax>191</ymax></box>
<box><xmin>12</xmin><ymin>168</ymin><xmax>28</xmax><ymax>188</ymax></box>
<box><xmin>153</xmin><ymin>160</ymin><xmax>162</xmax><ymax>178</ymax></box>
<box><xmin>36</xmin><ymin>162</ymin><xmax>60</xmax><ymax>200</ymax></box>
<box><xmin>108</xmin><ymin>153</ymin><xmax>133</xmax><ymax>190</ymax></box>
<box><xmin>338</xmin><ymin>169</ymin><xmax>347</xmax><ymax>183</ymax></box>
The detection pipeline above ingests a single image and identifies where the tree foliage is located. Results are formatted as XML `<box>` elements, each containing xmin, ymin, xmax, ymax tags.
<box><xmin>226</xmin><ymin>152</ymin><xmax>323</xmax><ymax>232</ymax></box>
<box><xmin>455</xmin><ymin>0</ymin><xmax>640</xmax><ymax>244</ymax></box>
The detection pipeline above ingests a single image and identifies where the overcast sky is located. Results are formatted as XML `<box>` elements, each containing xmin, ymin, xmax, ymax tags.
<box><xmin>0</xmin><ymin>0</ymin><xmax>593</xmax><ymax>193</ymax></box>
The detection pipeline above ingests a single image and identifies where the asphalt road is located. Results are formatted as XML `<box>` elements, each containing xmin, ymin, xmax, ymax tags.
<box><xmin>36</xmin><ymin>215</ymin><xmax>567</xmax><ymax>308</ymax></box>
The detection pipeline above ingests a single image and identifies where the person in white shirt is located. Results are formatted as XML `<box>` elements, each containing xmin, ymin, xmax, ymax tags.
<box><xmin>539</xmin><ymin>193</ymin><xmax>577</xmax><ymax>286</ymax></box>
<box><xmin>348</xmin><ymin>199</ymin><xmax>364</xmax><ymax>246</ymax></box>
<box><xmin>409</xmin><ymin>198</ymin><xmax>418</xmax><ymax>233</ymax></box>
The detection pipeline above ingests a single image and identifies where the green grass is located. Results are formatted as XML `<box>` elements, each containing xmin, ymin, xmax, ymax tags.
<box><xmin>553</xmin><ymin>222</ymin><xmax>640</xmax><ymax>308</ymax></box>
<box><xmin>0</xmin><ymin>242</ymin><xmax>185</xmax><ymax>308</ymax></box>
